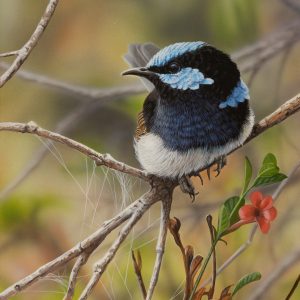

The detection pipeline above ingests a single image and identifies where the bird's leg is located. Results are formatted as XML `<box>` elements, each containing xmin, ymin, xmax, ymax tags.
<box><xmin>178</xmin><ymin>175</ymin><xmax>198</xmax><ymax>201</ymax></box>
<box><xmin>214</xmin><ymin>155</ymin><xmax>227</xmax><ymax>177</ymax></box>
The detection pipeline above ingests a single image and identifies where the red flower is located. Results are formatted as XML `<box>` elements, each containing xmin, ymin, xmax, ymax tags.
<box><xmin>239</xmin><ymin>191</ymin><xmax>277</xmax><ymax>234</ymax></box>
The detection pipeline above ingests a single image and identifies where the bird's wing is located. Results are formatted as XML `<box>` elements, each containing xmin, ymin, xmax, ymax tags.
<box><xmin>123</xmin><ymin>43</ymin><xmax>160</xmax><ymax>92</ymax></box>
<box><xmin>135</xmin><ymin>89</ymin><xmax>158</xmax><ymax>140</ymax></box>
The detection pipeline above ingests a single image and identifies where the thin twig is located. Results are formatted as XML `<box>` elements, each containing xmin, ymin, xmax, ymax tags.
<box><xmin>132</xmin><ymin>250</ymin><xmax>147</xmax><ymax>299</ymax></box>
<box><xmin>285</xmin><ymin>274</ymin><xmax>300</xmax><ymax>300</ymax></box>
<box><xmin>0</xmin><ymin>61</ymin><xmax>145</xmax><ymax>101</ymax></box>
<box><xmin>0</xmin><ymin>0</ymin><xmax>60</xmax><ymax>87</ymax></box>
<box><xmin>248</xmin><ymin>247</ymin><xmax>300</xmax><ymax>300</ymax></box>
<box><xmin>0</xmin><ymin>121</ymin><xmax>148</xmax><ymax>181</ymax></box>
<box><xmin>0</xmin><ymin>51</ymin><xmax>19</xmax><ymax>58</ymax></box>
<box><xmin>0</xmin><ymin>95</ymin><xmax>139</xmax><ymax>201</ymax></box>
<box><xmin>200</xmin><ymin>160</ymin><xmax>300</xmax><ymax>288</ymax></box>
<box><xmin>63</xmin><ymin>252</ymin><xmax>90</xmax><ymax>300</ymax></box>
<box><xmin>146</xmin><ymin>196</ymin><xmax>173</xmax><ymax>300</ymax></box>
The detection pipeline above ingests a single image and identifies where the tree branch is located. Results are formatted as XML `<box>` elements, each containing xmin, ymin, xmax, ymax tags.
<box><xmin>0</xmin><ymin>121</ymin><xmax>148</xmax><ymax>181</ymax></box>
<box><xmin>0</xmin><ymin>0</ymin><xmax>59</xmax><ymax>87</ymax></box>
<box><xmin>146</xmin><ymin>195</ymin><xmax>173</xmax><ymax>300</ymax></box>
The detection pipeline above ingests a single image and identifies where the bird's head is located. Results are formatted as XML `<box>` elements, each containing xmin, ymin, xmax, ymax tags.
<box><xmin>123</xmin><ymin>42</ymin><xmax>242</xmax><ymax>103</ymax></box>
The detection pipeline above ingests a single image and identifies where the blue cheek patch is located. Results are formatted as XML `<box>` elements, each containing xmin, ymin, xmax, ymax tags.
<box><xmin>219</xmin><ymin>80</ymin><xmax>250</xmax><ymax>109</ymax></box>
<box><xmin>159</xmin><ymin>67</ymin><xmax>214</xmax><ymax>90</ymax></box>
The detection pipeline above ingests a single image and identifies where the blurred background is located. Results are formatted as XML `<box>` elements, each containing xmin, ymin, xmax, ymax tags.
<box><xmin>0</xmin><ymin>0</ymin><xmax>299</xmax><ymax>299</ymax></box>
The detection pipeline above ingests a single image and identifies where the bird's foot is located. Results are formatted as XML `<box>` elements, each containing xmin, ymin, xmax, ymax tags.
<box><xmin>214</xmin><ymin>155</ymin><xmax>227</xmax><ymax>177</ymax></box>
<box><xmin>178</xmin><ymin>175</ymin><xmax>198</xmax><ymax>202</ymax></box>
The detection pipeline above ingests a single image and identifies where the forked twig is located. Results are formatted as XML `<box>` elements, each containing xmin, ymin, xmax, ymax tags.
<box><xmin>0</xmin><ymin>0</ymin><xmax>60</xmax><ymax>87</ymax></box>
<box><xmin>64</xmin><ymin>252</ymin><xmax>91</xmax><ymax>300</ymax></box>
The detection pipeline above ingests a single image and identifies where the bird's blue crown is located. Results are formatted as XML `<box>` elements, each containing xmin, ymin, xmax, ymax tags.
<box><xmin>147</xmin><ymin>42</ymin><xmax>205</xmax><ymax>67</ymax></box>
<box><xmin>147</xmin><ymin>42</ymin><xmax>214</xmax><ymax>91</ymax></box>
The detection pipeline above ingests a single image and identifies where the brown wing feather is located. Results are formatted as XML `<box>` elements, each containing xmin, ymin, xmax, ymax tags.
<box><xmin>135</xmin><ymin>90</ymin><xmax>158</xmax><ymax>140</ymax></box>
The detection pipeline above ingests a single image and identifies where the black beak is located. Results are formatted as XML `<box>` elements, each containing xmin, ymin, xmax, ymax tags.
<box><xmin>122</xmin><ymin>67</ymin><xmax>154</xmax><ymax>79</ymax></box>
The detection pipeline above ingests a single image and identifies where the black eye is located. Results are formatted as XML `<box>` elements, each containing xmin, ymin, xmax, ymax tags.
<box><xmin>168</xmin><ymin>62</ymin><xmax>181</xmax><ymax>73</ymax></box>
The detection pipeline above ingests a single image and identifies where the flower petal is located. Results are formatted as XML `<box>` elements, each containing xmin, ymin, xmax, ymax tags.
<box><xmin>239</xmin><ymin>205</ymin><xmax>256</xmax><ymax>221</ymax></box>
<box><xmin>262</xmin><ymin>207</ymin><xmax>277</xmax><ymax>221</ymax></box>
<box><xmin>259</xmin><ymin>195</ymin><xmax>273</xmax><ymax>210</ymax></box>
<box><xmin>256</xmin><ymin>216</ymin><xmax>270</xmax><ymax>234</ymax></box>
<box><xmin>250</xmin><ymin>191</ymin><xmax>263</xmax><ymax>208</ymax></box>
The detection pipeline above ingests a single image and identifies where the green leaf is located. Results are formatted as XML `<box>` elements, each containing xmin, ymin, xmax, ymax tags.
<box><xmin>224</xmin><ymin>196</ymin><xmax>241</xmax><ymax>225</ymax></box>
<box><xmin>253</xmin><ymin>173</ymin><xmax>287</xmax><ymax>188</ymax></box>
<box><xmin>232</xmin><ymin>272</ymin><xmax>262</xmax><ymax>296</ymax></box>
<box><xmin>252</xmin><ymin>153</ymin><xmax>287</xmax><ymax>188</ymax></box>
<box><xmin>242</xmin><ymin>156</ymin><xmax>252</xmax><ymax>194</ymax></box>
<box><xmin>258</xmin><ymin>153</ymin><xmax>279</xmax><ymax>177</ymax></box>
<box><xmin>217</xmin><ymin>205</ymin><xmax>230</xmax><ymax>236</ymax></box>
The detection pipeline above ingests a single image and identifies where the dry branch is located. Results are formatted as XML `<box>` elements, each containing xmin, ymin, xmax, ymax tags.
<box><xmin>146</xmin><ymin>195</ymin><xmax>173</xmax><ymax>300</ymax></box>
<box><xmin>0</xmin><ymin>0</ymin><xmax>59</xmax><ymax>87</ymax></box>
<box><xmin>0</xmin><ymin>121</ymin><xmax>148</xmax><ymax>181</ymax></box>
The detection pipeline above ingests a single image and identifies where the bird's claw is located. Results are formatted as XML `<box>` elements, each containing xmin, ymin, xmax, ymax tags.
<box><xmin>214</xmin><ymin>155</ymin><xmax>227</xmax><ymax>177</ymax></box>
<box><xmin>179</xmin><ymin>175</ymin><xmax>198</xmax><ymax>202</ymax></box>
<box><xmin>206</xmin><ymin>167</ymin><xmax>211</xmax><ymax>180</ymax></box>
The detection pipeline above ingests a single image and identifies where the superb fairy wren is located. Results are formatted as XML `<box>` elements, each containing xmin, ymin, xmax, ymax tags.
<box><xmin>122</xmin><ymin>42</ymin><xmax>254</xmax><ymax>196</ymax></box>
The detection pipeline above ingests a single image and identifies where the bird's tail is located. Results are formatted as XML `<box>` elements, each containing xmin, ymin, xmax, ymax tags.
<box><xmin>123</xmin><ymin>43</ymin><xmax>160</xmax><ymax>92</ymax></box>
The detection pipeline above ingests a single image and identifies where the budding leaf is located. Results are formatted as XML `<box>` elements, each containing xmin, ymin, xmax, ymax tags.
<box><xmin>232</xmin><ymin>272</ymin><xmax>262</xmax><ymax>296</ymax></box>
<box><xmin>253</xmin><ymin>153</ymin><xmax>287</xmax><ymax>188</ymax></box>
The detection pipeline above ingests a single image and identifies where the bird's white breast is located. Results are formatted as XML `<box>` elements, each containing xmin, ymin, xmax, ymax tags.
<box><xmin>134</xmin><ymin>109</ymin><xmax>254</xmax><ymax>178</ymax></box>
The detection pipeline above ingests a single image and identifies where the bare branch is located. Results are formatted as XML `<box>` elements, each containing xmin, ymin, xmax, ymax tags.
<box><xmin>0</xmin><ymin>51</ymin><xmax>19</xmax><ymax>58</ymax></box>
<box><xmin>0</xmin><ymin>61</ymin><xmax>144</xmax><ymax>101</ymax></box>
<box><xmin>0</xmin><ymin>0</ymin><xmax>59</xmax><ymax>87</ymax></box>
<box><xmin>248</xmin><ymin>247</ymin><xmax>300</xmax><ymax>300</ymax></box>
<box><xmin>0</xmin><ymin>121</ymin><xmax>148</xmax><ymax>181</ymax></box>
<box><xmin>146</xmin><ymin>196</ymin><xmax>173</xmax><ymax>300</ymax></box>
<box><xmin>233</xmin><ymin>21</ymin><xmax>300</xmax><ymax>72</ymax></box>
<box><xmin>64</xmin><ymin>253</ymin><xmax>90</xmax><ymax>300</ymax></box>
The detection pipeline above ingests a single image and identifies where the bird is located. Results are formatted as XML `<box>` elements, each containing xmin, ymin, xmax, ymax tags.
<box><xmin>122</xmin><ymin>42</ymin><xmax>254</xmax><ymax>198</ymax></box>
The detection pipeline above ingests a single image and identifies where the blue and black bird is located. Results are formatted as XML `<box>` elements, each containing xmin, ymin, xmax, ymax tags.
<box><xmin>122</xmin><ymin>42</ymin><xmax>254</xmax><ymax>196</ymax></box>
